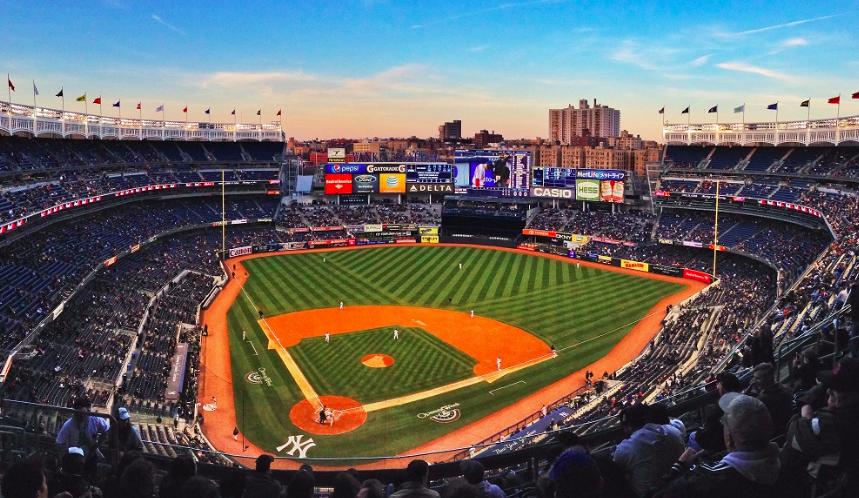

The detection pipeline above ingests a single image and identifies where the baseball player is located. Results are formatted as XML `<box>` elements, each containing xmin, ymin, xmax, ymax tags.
<box><xmin>325</xmin><ymin>333</ymin><xmax>330</xmax><ymax>343</ymax></box>
<box><xmin>496</xmin><ymin>357</ymin><xmax>501</xmax><ymax>371</ymax></box>
<box><xmin>242</xmin><ymin>330</ymin><xmax>246</xmax><ymax>340</ymax></box>
<box><xmin>471</xmin><ymin>310</ymin><xmax>474</xmax><ymax>318</ymax></box>
<box><xmin>393</xmin><ymin>329</ymin><xmax>399</xmax><ymax>340</ymax></box>
<box><xmin>339</xmin><ymin>301</ymin><xmax>344</xmax><ymax>310</ymax></box>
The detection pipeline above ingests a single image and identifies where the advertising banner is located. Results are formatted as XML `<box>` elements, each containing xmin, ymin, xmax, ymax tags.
<box><xmin>353</xmin><ymin>173</ymin><xmax>379</xmax><ymax>193</ymax></box>
<box><xmin>364</xmin><ymin>224</ymin><xmax>383</xmax><ymax>232</ymax></box>
<box><xmin>346</xmin><ymin>225</ymin><xmax>365</xmax><ymax>233</ymax></box>
<box><xmin>165</xmin><ymin>343</ymin><xmax>188</xmax><ymax>401</ymax></box>
<box><xmin>325</xmin><ymin>174</ymin><xmax>353</xmax><ymax>194</ymax></box>
<box><xmin>530</xmin><ymin>186</ymin><xmax>576</xmax><ymax>199</ymax></box>
<box><xmin>379</xmin><ymin>173</ymin><xmax>406</xmax><ymax>193</ymax></box>
<box><xmin>576</xmin><ymin>179</ymin><xmax>600</xmax><ymax>201</ymax></box>
<box><xmin>325</xmin><ymin>164</ymin><xmax>366</xmax><ymax>174</ymax></box>
<box><xmin>651</xmin><ymin>265</ymin><xmax>683</xmax><ymax>277</ymax></box>
<box><xmin>516</xmin><ymin>245</ymin><xmax>536</xmax><ymax>251</ymax></box>
<box><xmin>339</xmin><ymin>194</ymin><xmax>369</xmax><ymax>205</ymax></box>
<box><xmin>598</xmin><ymin>255</ymin><xmax>612</xmax><ymax>264</ymax></box>
<box><xmin>421</xmin><ymin>236</ymin><xmax>440</xmax><ymax>244</ymax></box>
<box><xmin>522</xmin><ymin>228</ymin><xmax>557</xmax><ymax>237</ymax></box>
<box><xmin>229</xmin><ymin>246</ymin><xmax>253</xmax><ymax>258</ymax></box>
<box><xmin>576</xmin><ymin>169</ymin><xmax>627</xmax><ymax>181</ymax></box>
<box><xmin>419</xmin><ymin>227</ymin><xmax>439</xmax><ymax>236</ymax></box>
<box><xmin>407</xmin><ymin>183</ymin><xmax>454</xmax><ymax>193</ymax></box>
<box><xmin>282</xmin><ymin>242</ymin><xmax>307</xmax><ymax>251</ymax></box>
<box><xmin>620</xmin><ymin>259</ymin><xmax>649</xmax><ymax>272</ymax></box>
<box><xmin>600</xmin><ymin>180</ymin><xmax>625</xmax><ymax>203</ymax></box>
<box><xmin>682</xmin><ymin>241</ymin><xmax>703</xmax><ymax>248</ymax></box>
<box><xmin>683</xmin><ymin>268</ymin><xmax>713</xmax><ymax>284</ymax></box>
<box><xmin>658</xmin><ymin>238</ymin><xmax>674</xmax><ymax>245</ymax></box>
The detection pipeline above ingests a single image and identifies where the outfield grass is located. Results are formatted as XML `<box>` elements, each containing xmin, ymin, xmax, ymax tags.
<box><xmin>225</xmin><ymin>246</ymin><xmax>686</xmax><ymax>461</ymax></box>
<box><xmin>290</xmin><ymin>327</ymin><xmax>477</xmax><ymax>404</ymax></box>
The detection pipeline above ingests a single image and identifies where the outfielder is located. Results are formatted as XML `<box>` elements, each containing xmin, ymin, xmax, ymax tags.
<box><xmin>393</xmin><ymin>329</ymin><xmax>399</xmax><ymax>340</ymax></box>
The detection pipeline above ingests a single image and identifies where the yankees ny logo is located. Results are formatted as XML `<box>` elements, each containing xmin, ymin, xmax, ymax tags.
<box><xmin>277</xmin><ymin>435</ymin><xmax>316</xmax><ymax>458</ymax></box>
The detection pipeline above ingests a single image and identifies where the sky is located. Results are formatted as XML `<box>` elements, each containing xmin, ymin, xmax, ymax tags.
<box><xmin>1</xmin><ymin>0</ymin><xmax>858</xmax><ymax>142</ymax></box>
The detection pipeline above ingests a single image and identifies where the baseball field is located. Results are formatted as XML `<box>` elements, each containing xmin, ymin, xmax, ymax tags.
<box><xmin>202</xmin><ymin>245</ymin><xmax>696</xmax><ymax>466</ymax></box>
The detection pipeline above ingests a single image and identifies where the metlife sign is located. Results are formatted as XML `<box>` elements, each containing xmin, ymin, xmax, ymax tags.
<box><xmin>530</xmin><ymin>187</ymin><xmax>575</xmax><ymax>199</ymax></box>
<box><xmin>575</xmin><ymin>169</ymin><xmax>626</xmax><ymax>181</ymax></box>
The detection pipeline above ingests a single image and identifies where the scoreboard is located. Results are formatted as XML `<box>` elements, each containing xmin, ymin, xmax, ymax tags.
<box><xmin>532</xmin><ymin>167</ymin><xmax>576</xmax><ymax>188</ymax></box>
<box><xmin>406</xmin><ymin>163</ymin><xmax>452</xmax><ymax>184</ymax></box>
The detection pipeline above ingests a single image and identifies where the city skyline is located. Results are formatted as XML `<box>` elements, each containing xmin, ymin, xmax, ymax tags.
<box><xmin>2</xmin><ymin>0</ymin><xmax>858</xmax><ymax>141</ymax></box>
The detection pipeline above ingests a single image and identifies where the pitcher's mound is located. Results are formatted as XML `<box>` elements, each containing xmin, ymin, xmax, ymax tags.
<box><xmin>290</xmin><ymin>395</ymin><xmax>367</xmax><ymax>435</ymax></box>
<box><xmin>361</xmin><ymin>354</ymin><xmax>394</xmax><ymax>368</ymax></box>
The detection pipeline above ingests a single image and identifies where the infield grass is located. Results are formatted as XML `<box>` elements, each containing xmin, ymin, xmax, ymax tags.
<box><xmin>225</xmin><ymin>246</ymin><xmax>686</xmax><ymax>461</ymax></box>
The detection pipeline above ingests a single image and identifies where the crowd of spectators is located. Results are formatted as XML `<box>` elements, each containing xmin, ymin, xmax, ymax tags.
<box><xmin>527</xmin><ymin>208</ymin><xmax>654</xmax><ymax>243</ymax></box>
<box><xmin>276</xmin><ymin>202</ymin><xmax>441</xmax><ymax>229</ymax></box>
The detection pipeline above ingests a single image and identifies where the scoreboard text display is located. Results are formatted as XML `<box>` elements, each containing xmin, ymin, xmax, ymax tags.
<box><xmin>454</xmin><ymin>150</ymin><xmax>532</xmax><ymax>190</ymax></box>
<box><xmin>533</xmin><ymin>168</ymin><xmax>628</xmax><ymax>203</ymax></box>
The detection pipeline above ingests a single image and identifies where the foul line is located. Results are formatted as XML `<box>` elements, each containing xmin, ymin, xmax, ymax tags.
<box><xmin>236</xmin><ymin>277</ymin><xmax>322</xmax><ymax>408</ymax></box>
<box><xmin>489</xmin><ymin>380</ymin><xmax>525</xmax><ymax>395</ymax></box>
<box><xmin>246</xmin><ymin>340</ymin><xmax>259</xmax><ymax>356</ymax></box>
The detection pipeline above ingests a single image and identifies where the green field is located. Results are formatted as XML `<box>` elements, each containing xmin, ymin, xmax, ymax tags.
<box><xmin>290</xmin><ymin>327</ymin><xmax>477</xmax><ymax>403</ymax></box>
<box><xmin>225</xmin><ymin>246</ymin><xmax>686</xmax><ymax>462</ymax></box>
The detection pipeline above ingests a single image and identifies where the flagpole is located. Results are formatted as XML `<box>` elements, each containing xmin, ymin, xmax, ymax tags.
<box><xmin>162</xmin><ymin>105</ymin><xmax>165</xmax><ymax>140</ymax></box>
<box><xmin>99</xmin><ymin>97</ymin><xmax>103</xmax><ymax>139</ymax></box>
<box><xmin>32</xmin><ymin>80</ymin><xmax>38</xmax><ymax>132</ymax></box>
<box><xmin>713</xmin><ymin>180</ymin><xmax>720</xmax><ymax>277</ymax></box>
<box><xmin>118</xmin><ymin>99</ymin><xmax>122</xmax><ymax>122</ymax></box>
<box><xmin>84</xmin><ymin>97</ymin><xmax>89</xmax><ymax>138</ymax></box>
<box><xmin>687</xmin><ymin>105</ymin><xmax>690</xmax><ymax>126</ymax></box>
<box><xmin>807</xmin><ymin>100</ymin><xmax>811</xmax><ymax>122</ymax></box>
<box><xmin>6</xmin><ymin>74</ymin><xmax>11</xmax><ymax>118</ymax></box>
<box><xmin>743</xmin><ymin>103</ymin><xmax>745</xmax><ymax>127</ymax></box>
<box><xmin>61</xmin><ymin>90</ymin><xmax>65</xmax><ymax>137</ymax></box>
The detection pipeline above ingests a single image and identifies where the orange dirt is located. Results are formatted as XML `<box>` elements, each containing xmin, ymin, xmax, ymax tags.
<box><xmin>361</xmin><ymin>354</ymin><xmax>394</xmax><ymax>368</ymax></box>
<box><xmin>289</xmin><ymin>395</ymin><xmax>367</xmax><ymax>435</ymax></box>
<box><xmin>199</xmin><ymin>244</ymin><xmax>706</xmax><ymax>470</ymax></box>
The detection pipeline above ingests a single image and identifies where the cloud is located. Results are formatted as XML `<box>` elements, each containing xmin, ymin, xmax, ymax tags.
<box><xmin>716</xmin><ymin>61</ymin><xmax>794</xmax><ymax>82</ymax></box>
<box><xmin>726</xmin><ymin>13</ymin><xmax>844</xmax><ymax>36</ymax></box>
<box><xmin>689</xmin><ymin>54</ymin><xmax>712</xmax><ymax>67</ymax></box>
<box><xmin>610</xmin><ymin>40</ymin><xmax>678</xmax><ymax>71</ymax></box>
<box><xmin>467</xmin><ymin>45</ymin><xmax>489</xmax><ymax>52</ymax></box>
<box><xmin>198</xmin><ymin>71</ymin><xmax>318</xmax><ymax>89</ymax></box>
<box><xmin>783</xmin><ymin>37</ymin><xmax>809</xmax><ymax>47</ymax></box>
<box><xmin>151</xmin><ymin>14</ymin><xmax>186</xmax><ymax>35</ymax></box>
<box><xmin>412</xmin><ymin>0</ymin><xmax>569</xmax><ymax>28</ymax></box>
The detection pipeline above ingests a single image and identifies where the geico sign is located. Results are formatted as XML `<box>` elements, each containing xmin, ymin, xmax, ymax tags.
<box><xmin>531</xmin><ymin>187</ymin><xmax>574</xmax><ymax>199</ymax></box>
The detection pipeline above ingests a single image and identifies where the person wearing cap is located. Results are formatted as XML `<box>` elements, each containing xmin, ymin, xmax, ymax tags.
<box><xmin>780</xmin><ymin>357</ymin><xmax>859</xmax><ymax>478</ymax></box>
<box><xmin>112</xmin><ymin>407</ymin><xmax>142</xmax><ymax>453</ymax></box>
<box><xmin>56</xmin><ymin>396</ymin><xmax>110</xmax><ymax>458</ymax></box>
<box><xmin>745</xmin><ymin>363</ymin><xmax>792</xmax><ymax>436</ymax></box>
<box><xmin>47</xmin><ymin>447</ymin><xmax>102</xmax><ymax>498</ymax></box>
<box><xmin>460</xmin><ymin>459</ymin><xmax>505</xmax><ymax>498</ymax></box>
<box><xmin>389</xmin><ymin>459</ymin><xmax>440</xmax><ymax>498</ymax></box>
<box><xmin>242</xmin><ymin>454</ymin><xmax>281</xmax><ymax>498</ymax></box>
<box><xmin>655</xmin><ymin>395</ymin><xmax>783</xmax><ymax>498</ymax></box>
<box><xmin>690</xmin><ymin>372</ymin><xmax>743</xmax><ymax>454</ymax></box>
<box><xmin>612</xmin><ymin>403</ymin><xmax>685</xmax><ymax>497</ymax></box>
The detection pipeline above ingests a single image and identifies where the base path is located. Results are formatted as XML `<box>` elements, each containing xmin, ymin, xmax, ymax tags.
<box><xmin>199</xmin><ymin>244</ymin><xmax>706</xmax><ymax>470</ymax></box>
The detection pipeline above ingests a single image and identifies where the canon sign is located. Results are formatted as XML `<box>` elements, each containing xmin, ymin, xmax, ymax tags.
<box><xmin>530</xmin><ymin>187</ymin><xmax>575</xmax><ymax>199</ymax></box>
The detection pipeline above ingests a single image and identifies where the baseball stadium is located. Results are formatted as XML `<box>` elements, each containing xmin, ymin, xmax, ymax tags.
<box><xmin>1</xmin><ymin>95</ymin><xmax>859</xmax><ymax>496</ymax></box>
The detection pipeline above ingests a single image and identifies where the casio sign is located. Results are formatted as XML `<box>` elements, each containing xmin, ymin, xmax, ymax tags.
<box><xmin>532</xmin><ymin>187</ymin><xmax>573</xmax><ymax>199</ymax></box>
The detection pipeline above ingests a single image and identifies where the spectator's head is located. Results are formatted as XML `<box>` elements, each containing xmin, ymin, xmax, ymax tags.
<box><xmin>554</xmin><ymin>431</ymin><xmax>587</xmax><ymax>453</ymax></box>
<box><xmin>331</xmin><ymin>471</ymin><xmax>361</xmax><ymax>498</ymax></box>
<box><xmin>255</xmin><ymin>454</ymin><xmax>274</xmax><ymax>474</ymax></box>
<box><xmin>60</xmin><ymin>448</ymin><xmax>85</xmax><ymax>477</ymax></box>
<box><xmin>115</xmin><ymin>450</ymin><xmax>142</xmax><ymax>478</ymax></box>
<box><xmin>357</xmin><ymin>479</ymin><xmax>384</xmax><ymax>498</ymax></box>
<box><xmin>71</xmin><ymin>396</ymin><xmax>92</xmax><ymax>423</ymax></box>
<box><xmin>716</xmin><ymin>372</ymin><xmax>742</xmax><ymax>395</ymax></box>
<box><xmin>459</xmin><ymin>459</ymin><xmax>485</xmax><ymax>485</ymax></box>
<box><xmin>722</xmin><ymin>395</ymin><xmax>773</xmax><ymax>452</ymax></box>
<box><xmin>166</xmin><ymin>452</ymin><xmax>197</xmax><ymax>483</ymax></box>
<box><xmin>818</xmin><ymin>357</ymin><xmax>859</xmax><ymax>408</ymax></box>
<box><xmin>118</xmin><ymin>407</ymin><xmax>132</xmax><ymax>427</ymax></box>
<box><xmin>118</xmin><ymin>458</ymin><xmax>157</xmax><ymax>498</ymax></box>
<box><xmin>218</xmin><ymin>471</ymin><xmax>246</xmax><ymax>498</ymax></box>
<box><xmin>286</xmin><ymin>468</ymin><xmax>315</xmax><ymax>498</ymax></box>
<box><xmin>0</xmin><ymin>460</ymin><xmax>48</xmax><ymax>498</ymax></box>
<box><xmin>181</xmin><ymin>476</ymin><xmax>221</xmax><ymax>498</ymax></box>
<box><xmin>619</xmin><ymin>404</ymin><xmax>648</xmax><ymax>436</ymax></box>
<box><xmin>752</xmin><ymin>363</ymin><xmax>775</xmax><ymax>389</ymax></box>
<box><xmin>549</xmin><ymin>450</ymin><xmax>603</xmax><ymax>498</ymax></box>
<box><xmin>405</xmin><ymin>459</ymin><xmax>431</xmax><ymax>484</ymax></box>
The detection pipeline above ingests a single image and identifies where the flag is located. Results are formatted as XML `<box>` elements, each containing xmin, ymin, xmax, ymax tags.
<box><xmin>76</xmin><ymin>94</ymin><xmax>86</xmax><ymax>102</ymax></box>
<box><xmin>136</xmin><ymin>102</ymin><xmax>141</xmax><ymax>110</ymax></box>
<box><xmin>256</xmin><ymin>109</ymin><xmax>261</xmax><ymax>116</ymax></box>
<box><xmin>205</xmin><ymin>108</ymin><xmax>210</xmax><ymax>114</ymax></box>
<box><xmin>681</xmin><ymin>106</ymin><xmax>689</xmax><ymax>114</ymax></box>
<box><xmin>7</xmin><ymin>76</ymin><xmax>14</xmax><ymax>92</ymax></box>
<box><xmin>767</xmin><ymin>103</ymin><xmax>778</xmax><ymax>110</ymax></box>
<box><xmin>183</xmin><ymin>106</ymin><xmax>187</xmax><ymax>113</ymax></box>
<box><xmin>658</xmin><ymin>107</ymin><xmax>664</xmax><ymax>114</ymax></box>
<box><xmin>734</xmin><ymin>105</ymin><xmax>744</xmax><ymax>113</ymax></box>
<box><xmin>708</xmin><ymin>105</ymin><xmax>718</xmax><ymax>113</ymax></box>
<box><xmin>56</xmin><ymin>88</ymin><xmax>63</xmax><ymax>98</ymax></box>
<box><xmin>853</xmin><ymin>92</ymin><xmax>859</xmax><ymax>99</ymax></box>
<box><xmin>113</xmin><ymin>101</ymin><xmax>120</xmax><ymax>107</ymax></box>
<box><xmin>800</xmin><ymin>100</ymin><xmax>810</xmax><ymax>107</ymax></box>
<box><xmin>231</xmin><ymin>109</ymin><xmax>235</xmax><ymax>115</ymax></box>
<box><xmin>33</xmin><ymin>82</ymin><xmax>39</xmax><ymax>96</ymax></box>
<box><xmin>277</xmin><ymin>109</ymin><xmax>282</xmax><ymax>116</ymax></box>
<box><xmin>93</xmin><ymin>97</ymin><xmax>102</xmax><ymax>104</ymax></box>
<box><xmin>828</xmin><ymin>96</ymin><xmax>840</xmax><ymax>104</ymax></box>
<box><xmin>155</xmin><ymin>104</ymin><xmax>164</xmax><ymax>112</ymax></box>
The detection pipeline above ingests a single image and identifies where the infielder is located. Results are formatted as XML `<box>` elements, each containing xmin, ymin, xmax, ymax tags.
<box><xmin>471</xmin><ymin>310</ymin><xmax>474</xmax><ymax>318</ymax></box>
<box><xmin>496</xmin><ymin>357</ymin><xmax>501</xmax><ymax>371</ymax></box>
<box><xmin>325</xmin><ymin>333</ymin><xmax>330</xmax><ymax>343</ymax></box>
<box><xmin>339</xmin><ymin>301</ymin><xmax>344</xmax><ymax>310</ymax></box>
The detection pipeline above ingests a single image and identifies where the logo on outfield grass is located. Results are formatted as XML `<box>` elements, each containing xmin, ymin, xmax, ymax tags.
<box><xmin>418</xmin><ymin>403</ymin><xmax>461</xmax><ymax>423</ymax></box>
<box><xmin>277</xmin><ymin>435</ymin><xmax>316</xmax><ymax>458</ymax></box>
<box><xmin>245</xmin><ymin>368</ymin><xmax>273</xmax><ymax>386</ymax></box>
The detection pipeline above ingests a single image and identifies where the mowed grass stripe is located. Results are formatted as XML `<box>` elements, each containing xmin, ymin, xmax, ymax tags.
<box><xmin>453</xmin><ymin>248</ymin><xmax>503</xmax><ymax>305</ymax></box>
<box><xmin>396</xmin><ymin>248</ymin><xmax>464</xmax><ymax>304</ymax></box>
<box><xmin>359</xmin><ymin>247</ymin><xmax>433</xmax><ymax>286</ymax></box>
<box><xmin>245</xmin><ymin>259</ymin><xmax>312</xmax><ymax>311</ymax></box>
<box><xmin>292</xmin><ymin>255</ymin><xmax>395</xmax><ymax>306</ymax></box>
